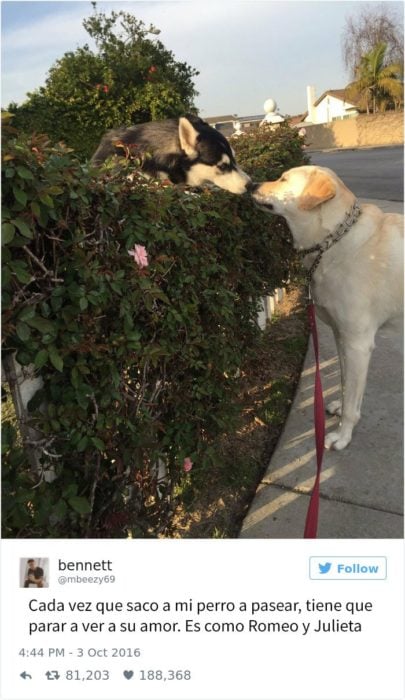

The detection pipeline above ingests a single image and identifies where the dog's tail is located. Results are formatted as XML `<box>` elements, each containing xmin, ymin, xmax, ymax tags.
<box><xmin>90</xmin><ymin>127</ymin><xmax>130</xmax><ymax>166</ymax></box>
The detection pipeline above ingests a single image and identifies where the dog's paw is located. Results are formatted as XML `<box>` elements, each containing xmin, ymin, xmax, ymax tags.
<box><xmin>326</xmin><ymin>400</ymin><xmax>342</xmax><ymax>416</ymax></box>
<box><xmin>325</xmin><ymin>430</ymin><xmax>352</xmax><ymax>451</ymax></box>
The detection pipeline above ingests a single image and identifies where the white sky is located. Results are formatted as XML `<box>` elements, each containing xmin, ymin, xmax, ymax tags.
<box><xmin>1</xmin><ymin>0</ymin><xmax>403</xmax><ymax>118</ymax></box>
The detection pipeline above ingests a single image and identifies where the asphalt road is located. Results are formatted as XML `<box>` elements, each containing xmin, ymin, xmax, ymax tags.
<box><xmin>309</xmin><ymin>146</ymin><xmax>403</xmax><ymax>201</ymax></box>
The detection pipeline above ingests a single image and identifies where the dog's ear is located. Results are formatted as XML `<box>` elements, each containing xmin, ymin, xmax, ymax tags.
<box><xmin>178</xmin><ymin>117</ymin><xmax>199</xmax><ymax>158</ymax></box>
<box><xmin>299</xmin><ymin>171</ymin><xmax>336</xmax><ymax>210</ymax></box>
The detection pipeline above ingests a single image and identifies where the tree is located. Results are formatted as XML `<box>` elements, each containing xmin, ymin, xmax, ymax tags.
<box><xmin>342</xmin><ymin>3</ymin><xmax>403</xmax><ymax>79</ymax></box>
<box><xmin>9</xmin><ymin>6</ymin><xmax>199</xmax><ymax>158</ymax></box>
<box><xmin>346</xmin><ymin>42</ymin><xmax>403</xmax><ymax>114</ymax></box>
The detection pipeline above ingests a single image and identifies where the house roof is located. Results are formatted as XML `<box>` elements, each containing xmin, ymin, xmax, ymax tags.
<box><xmin>239</xmin><ymin>114</ymin><xmax>265</xmax><ymax>123</ymax></box>
<box><xmin>288</xmin><ymin>113</ymin><xmax>307</xmax><ymax>127</ymax></box>
<box><xmin>204</xmin><ymin>115</ymin><xmax>237</xmax><ymax>124</ymax></box>
<box><xmin>205</xmin><ymin>113</ymin><xmax>265</xmax><ymax>125</ymax></box>
<box><xmin>313</xmin><ymin>89</ymin><xmax>361</xmax><ymax>109</ymax></box>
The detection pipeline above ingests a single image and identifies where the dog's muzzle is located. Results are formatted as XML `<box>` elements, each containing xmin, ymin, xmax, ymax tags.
<box><xmin>250</xmin><ymin>185</ymin><xmax>274</xmax><ymax>210</ymax></box>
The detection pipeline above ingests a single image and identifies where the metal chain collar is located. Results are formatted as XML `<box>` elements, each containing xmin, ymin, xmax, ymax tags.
<box><xmin>301</xmin><ymin>200</ymin><xmax>362</xmax><ymax>286</ymax></box>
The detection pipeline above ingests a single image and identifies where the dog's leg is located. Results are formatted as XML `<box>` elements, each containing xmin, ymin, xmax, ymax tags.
<box><xmin>327</xmin><ymin>327</ymin><xmax>345</xmax><ymax>417</ymax></box>
<box><xmin>325</xmin><ymin>333</ymin><xmax>375</xmax><ymax>450</ymax></box>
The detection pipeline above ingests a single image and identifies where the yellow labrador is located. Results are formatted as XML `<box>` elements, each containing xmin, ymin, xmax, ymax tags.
<box><xmin>252</xmin><ymin>165</ymin><xmax>404</xmax><ymax>450</ymax></box>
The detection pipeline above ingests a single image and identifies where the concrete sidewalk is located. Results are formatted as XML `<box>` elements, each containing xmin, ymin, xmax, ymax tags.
<box><xmin>240</xmin><ymin>199</ymin><xmax>404</xmax><ymax>539</ymax></box>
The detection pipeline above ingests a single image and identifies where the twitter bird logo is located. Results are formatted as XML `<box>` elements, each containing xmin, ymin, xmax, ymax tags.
<box><xmin>318</xmin><ymin>562</ymin><xmax>332</xmax><ymax>574</ymax></box>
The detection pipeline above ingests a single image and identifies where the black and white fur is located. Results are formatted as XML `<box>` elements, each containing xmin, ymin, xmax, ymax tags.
<box><xmin>91</xmin><ymin>115</ymin><xmax>252</xmax><ymax>194</ymax></box>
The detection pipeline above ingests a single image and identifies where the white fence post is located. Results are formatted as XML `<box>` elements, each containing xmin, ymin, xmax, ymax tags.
<box><xmin>265</xmin><ymin>295</ymin><xmax>276</xmax><ymax>321</ymax></box>
<box><xmin>257</xmin><ymin>288</ymin><xmax>286</xmax><ymax>329</ymax></box>
<box><xmin>2</xmin><ymin>354</ymin><xmax>56</xmax><ymax>480</ymax></box>
<box><xmin>257</xmin><ymin>298</ymin><xmax>267</xmax><ymax>330</ymax></box>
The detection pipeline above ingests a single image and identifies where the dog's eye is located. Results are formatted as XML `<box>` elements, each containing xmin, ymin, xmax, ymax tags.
<box><xmin>218</xmin><ymin>163</ymin><xmax>231</xmax><ymax>173</ymax></box>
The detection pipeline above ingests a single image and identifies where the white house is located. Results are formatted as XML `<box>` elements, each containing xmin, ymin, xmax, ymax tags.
<box><xmin>304</xmin><ymin>86</ymin><xmax>360</xmax><ymax>124</ymax></box>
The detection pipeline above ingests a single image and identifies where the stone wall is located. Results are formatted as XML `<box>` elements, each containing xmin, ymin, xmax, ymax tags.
<box><xmin>304</xmin><ymin>112</ymin><xmax>404</xmax><ymax>151</ymax></box>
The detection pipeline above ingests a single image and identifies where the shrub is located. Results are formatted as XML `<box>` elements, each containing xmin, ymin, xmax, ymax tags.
<box><xmin>232</xmin><ymin>122</ymin><xmax>309</xmax><ymax>180</ymax></box>
<box><xmin>2</xmin><ymin>121</ymin><xmax>306</xmax><ymax>538</ymax></box>
<box><xmin>8</xmin><ymin>8</ymin><xmax>198</xmax><ymax>159</ymax></box>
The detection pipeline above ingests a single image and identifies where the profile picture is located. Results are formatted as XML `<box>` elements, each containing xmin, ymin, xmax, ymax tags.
<box><xmin>20</xmin><ymin>558</ymin><xmax>49</xmax><ymax>588</ymax></box>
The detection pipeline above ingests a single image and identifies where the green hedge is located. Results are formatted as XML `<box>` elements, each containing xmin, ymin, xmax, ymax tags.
<box><xmin>231</xmin><ymin>123</ymin><xmax>309</xmax><ymax>180</ymax></box>
<box><xmin>2</xmin><ymin>121</ymin><xmax>307</xmax><ymax>537</ymax></box>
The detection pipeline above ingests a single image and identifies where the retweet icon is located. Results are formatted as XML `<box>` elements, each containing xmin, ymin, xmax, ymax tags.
<box><xmin>318</xmin><ymin>562</ymin><xmax>332</xmax><ymax>574</ymax></box>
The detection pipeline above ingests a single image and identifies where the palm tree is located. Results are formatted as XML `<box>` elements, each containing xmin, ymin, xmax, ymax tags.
<box><xmin>346</xmin><ymin>42</ymin><xmax>403</xmax><ymax>114</ymax></box>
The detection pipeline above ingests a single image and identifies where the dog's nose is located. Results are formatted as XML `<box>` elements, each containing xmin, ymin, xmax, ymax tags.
<box><xmin>247</xmin><ymin>182</ymin><xmax>260</xmax><ymax>194</ymax></box>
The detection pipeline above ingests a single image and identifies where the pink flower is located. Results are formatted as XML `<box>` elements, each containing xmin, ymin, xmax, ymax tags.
<box><xmin>183</xmin><ymin>457</ymin><xmax>193</xmax><ymax>473</ymax></box>
<box><xmin>128</xmin><ymin>244</ymin><xmax>149</xmax><ymax>269</ymax></box>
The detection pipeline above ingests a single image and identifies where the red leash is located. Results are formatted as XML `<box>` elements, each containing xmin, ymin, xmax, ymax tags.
<box><xmin>304</xmin><ymin>302</ymin><xmax>325</xmax><ymax>538</ymax></box>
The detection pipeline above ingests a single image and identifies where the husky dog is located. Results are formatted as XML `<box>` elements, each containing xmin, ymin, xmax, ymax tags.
<box><xmin>91</xmin><ymin>115</ymin><xmax>252</xmax><ymax>194</ymax></box>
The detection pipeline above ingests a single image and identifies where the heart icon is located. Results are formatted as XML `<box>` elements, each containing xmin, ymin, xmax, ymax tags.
<box><xmin>123</xmin><ymin>670</ymin><xmax>134</xmax><ymax>680</ymax></box>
